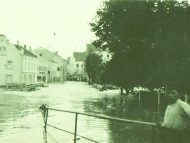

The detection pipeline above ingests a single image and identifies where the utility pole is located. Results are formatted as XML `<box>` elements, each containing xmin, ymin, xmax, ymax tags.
<box><xmin>89</xmin><ymin>45</ymin><xmax>91</xmax><ymax>85</ymax></box>
<box><xmin>62</xmin><ymin>61</ymin><xmax>64</xmax><ymax>84</ymax></box>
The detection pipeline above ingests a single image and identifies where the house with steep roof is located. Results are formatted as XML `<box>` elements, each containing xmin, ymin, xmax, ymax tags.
<box><xmin>67</xmin><ymin>52</ymin><xmax>87</xmax><ymax>81</ymax></box>
<box><xmin>15</xmin><ymin>44</ymin><xmax>38</xmax><ymax>84</ymax></box>
<box><xmin>0</xmin><ymin>34</ymin><xmax>38</xmax><ymax>85</ymax></box>
<box><xmin>33</xmin><ymin>47</ymin><xmax>67</xmax><ymax>82</ymax></box>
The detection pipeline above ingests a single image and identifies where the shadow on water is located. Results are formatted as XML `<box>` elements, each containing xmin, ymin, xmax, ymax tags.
<box><xmin>83</xmin><ymin>93</ymin><xmax>167</xmax><ymax>143</ymax></box>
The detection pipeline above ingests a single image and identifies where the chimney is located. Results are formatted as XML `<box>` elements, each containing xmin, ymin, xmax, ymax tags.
<box><xmin>55</xmin><ymin>51</ymin><xmax>58</xmax><ymax>55</ymax></box>
<box><xmin>24</xmin><ymin>45</ymin><xmax>26</xmax><ymax>49</ymax></box>
<box><xmin>29</xmin><ymin>46</ymin><xmax>32</xmax><ymax>51</ymax></box>
<box><xmin>17</xmin><ymin>40</ymin><xmax>19</xmax><ymax>46</ymax></box>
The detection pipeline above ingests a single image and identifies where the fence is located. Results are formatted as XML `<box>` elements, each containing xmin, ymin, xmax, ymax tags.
<box><xmin>39</xmin><ymin>104</ymin><xmax>158</xmax><ymax>143</ymax></box>
<box><xmin>139</xmin><ymin>91</ymin><xmax>189</xmax><ymax>108</ymax></box>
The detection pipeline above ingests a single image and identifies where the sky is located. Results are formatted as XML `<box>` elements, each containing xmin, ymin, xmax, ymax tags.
<box><xmin>0</xmin><ymin>0</ymin><xmax>103</xmax><ymax>59</ymax></box>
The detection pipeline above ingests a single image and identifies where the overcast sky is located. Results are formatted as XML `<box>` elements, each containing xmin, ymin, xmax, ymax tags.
<box><xmin>0</xmin><ymin>0</ymin><xmax>103</xmax><ymax>59</ymax></box>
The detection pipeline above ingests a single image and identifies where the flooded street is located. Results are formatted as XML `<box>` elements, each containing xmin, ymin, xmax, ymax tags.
<box><xmin>0</xmin><ymin>81</ymin><xmax>164</xmax><ymax>143</ymax></box>
<box><xmin>0</xmin><ymin>82</ymin><xmax>119</xmax><ymax>143</ymax></box>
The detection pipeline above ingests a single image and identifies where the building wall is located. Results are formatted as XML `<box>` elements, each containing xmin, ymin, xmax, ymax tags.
<box><xmin>0</xmin><ymin>35</ymin><xmax>21</xmax><ymax>85</ymax></box>
<box><xmin>33</xmin><ymin>47</ymin><xmax>67</xmax><ymax>82</ymax></box>
<box><xmin>21</xmin><ymin>55</ymin><xmax>37</xmax><ymax>83</ymax></box>
<box><xmin>75</xmin><ymin>61</ymin><xmax>84</xmax><ymax>74</ymax></box>
<box><xmin>98</xmin><ymin>51</ymin><xmax>112</xmax><ymax>63</ymax></box>
<box><xmin>36</xmin><ymin>55</ymin><xmax>48</xmax><ymax>83</ymax></box>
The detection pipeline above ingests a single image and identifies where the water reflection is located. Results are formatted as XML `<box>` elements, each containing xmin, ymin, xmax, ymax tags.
<box><xmin>83</xmin><ymin>94</ymin><xmax>166</xmax><ymax>143</ymax></box>
<box><xmin>0</xmin><ymin>82</ymin><xmax>171</xmax><ymax>143</ymax></box>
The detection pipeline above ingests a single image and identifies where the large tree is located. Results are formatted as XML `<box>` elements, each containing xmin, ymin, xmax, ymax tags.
<box><xmin>86</xmin><ymin>53</ymin><xmax>104</xmax><ymax>84</ymax></box>
<box><xmin>91</xmin><ymin>0</ymin><xmax>190</xmax><ymax>94</ymax></box>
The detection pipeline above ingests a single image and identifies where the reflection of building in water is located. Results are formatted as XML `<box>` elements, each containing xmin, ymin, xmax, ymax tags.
<box><xmin>0</xmin><ymin>34</ymin><xmax>38</xmax><ymax>85</ymax></box>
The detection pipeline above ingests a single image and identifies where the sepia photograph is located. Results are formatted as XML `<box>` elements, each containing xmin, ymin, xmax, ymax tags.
<box><xmin>1</xmin><ymin>0</ymin><xmax>190</xmax><ymax>143</ymax></box>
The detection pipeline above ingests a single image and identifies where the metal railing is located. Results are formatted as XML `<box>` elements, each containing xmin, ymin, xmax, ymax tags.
<box><xmin>39</xmin><ymin>104</ymin><xmax>157</xmax><ymax>143</ymax></box>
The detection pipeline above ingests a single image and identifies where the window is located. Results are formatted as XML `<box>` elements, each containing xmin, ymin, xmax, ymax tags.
<box><xmin>101</xmin><ymin>55</ymin><xmax>103</xmax><ymax>57</ymax></box>
<box><xmin>81</xmin><ymin>64</ymin><xmax>83</xmax><ymax>67</ymax></box>
<box><xmin>6</xmin><ymin>75</ymin><xmax>12</xmax><ymax>83</ymax></box>
<box><xmin>25</xmin><ymin>62</ymin><xmax>27</xmax><ymax>70</ymax></box>
<box><xmin>76</xmin><ymin>64</ymin><xmax>79</xmax><ymax>67</ymax></box>
<box><xmin>0</xmin><ymin>47</ymin><xmax>1</xmax><ymax>51</ymax></box>
<box><xmin>1</xmin><ymin>39</ymin><xmax>3</xmax><ymax>43</ymax></box>
<box><xmin>107</xmin><ymin>55</ymin><xmax>109</xmax><ymax>58</ymax></box>
<box><xmin>24</xmin><ymin>75</ymin><xmax>27</xmax><ymax>82</ymax></box>
<box><xmin>40</xmin><ymin>54</ymin><xmax>42</xmax><ymax>56</ymax></box>
<box><xmin>4</xmin><ymin>47</ymin><xmax>6</xmax><ymax>51</ymax></box>
<box><xmin>57</xmin><ymin>67</ymin><xmax>60</xmax><ymax>71</ymax></box>
<box><xmin>7</xmin><ymin>61</ymin><xmax>13</xmax><ymax>69</ymax></box>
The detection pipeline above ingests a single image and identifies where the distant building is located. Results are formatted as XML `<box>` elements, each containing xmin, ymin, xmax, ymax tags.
<box><xmin>33</xmin><ymin>47</ymin><xmax>67</xmax><ymax>82</ymax></box>
<box><xmin>85</xmin><ymin>44</ymin><xmax>102</xmax><ymax>57</ymax></box>
<box><xmin>67</xmin><ymin>52</ymin><xmax>87</xmax><ymax>81</ymax></box>
<box><xmin>85</xmin><ymin>43</ymin><xmax>113</xmax><ymax>63</ymax></box>
<box><xmin>98</xmin><ymin>49</ymin><xmax>113</xmax><ymax>63</ymax></box>
<box><xmin>32</xmin><ymin>52</ymin><xmax>48</xmax><ymax>83</ymax></box>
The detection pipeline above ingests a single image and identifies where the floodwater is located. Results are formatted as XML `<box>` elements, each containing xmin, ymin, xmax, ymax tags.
<box><xmin>0</xmin><ymin>81</ymin><xmax>165</xmax><ymax>143</ymax></box>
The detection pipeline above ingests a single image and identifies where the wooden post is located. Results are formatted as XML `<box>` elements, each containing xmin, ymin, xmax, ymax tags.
<box><xmin>158</xmin><ymin>92</ymin><xmax>160</xmax><ymax>105</ymax></box>
<box><xmin>139</xmin><ymin>90</ymin><xmax>141</xmax><ymax>108</ymax></box>
<box><xmin>157</xmin><ymin>92</ymin><xmax>161</xmax><ymax>117</ymax></box>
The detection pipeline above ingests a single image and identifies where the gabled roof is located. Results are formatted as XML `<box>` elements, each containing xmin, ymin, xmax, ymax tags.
<box><xmin>33</xmin><ymin>47</ymin><xmax>65</xmax><ymax>63</ymax></box>
<box><xmin>15</xmin><ymin>44</ymin><xmax>37</xmax><ymax>58</ymax></box>
<box><xmin>73</xmin><ymin>52</ymin><xmax>86</xmax><ymax>61</ymax></box>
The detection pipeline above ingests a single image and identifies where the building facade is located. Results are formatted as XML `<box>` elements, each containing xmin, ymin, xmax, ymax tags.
<box><xmin>0</xmin><ymin>34</ymin><xmax>39</xmax><ymax>85</ymax></box>
<box><xmin>0</xmin><ymin>35</ymin><xmax>22</xmax><ymax>85</ymax></box>
<box><xmin>32</xmin><ymin>53</ymin><xmax>48</xmax><ymax>83</ymax></box>
<box><xmin>15</xmin><ymin>44</ymin><xmax>38</xmax><ymax>84</ymax></box>
<box><xmin>67</xmin><ymin>52</ymin><xmax>87</xmax><ymax>81</ymax></box>
<box><xmin>33</xmin><ymin>47</ymin><xmax>67</xmax><ymax>83</ymax></box>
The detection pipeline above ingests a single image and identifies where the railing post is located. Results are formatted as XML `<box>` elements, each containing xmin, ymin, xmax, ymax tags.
<box><xmin>74</xmin><ymin>113</ymin><xmax>78</xmax><ymax>143</ymax></box>
<box><xmin>45</xmin><ymin>109</ymin><xmax>49</xmax><ymax>131</ymax></box>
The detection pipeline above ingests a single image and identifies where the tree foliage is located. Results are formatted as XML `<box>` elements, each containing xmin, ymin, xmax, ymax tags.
<box><xmin>86</xmin><ymin>54</ymin><xmax>104</xmax><ymax>84</ymax></box>
<box><xmin>91</xmin><ymin>0</ymin><xmax>190</xmax><ymax>94</ymax></box>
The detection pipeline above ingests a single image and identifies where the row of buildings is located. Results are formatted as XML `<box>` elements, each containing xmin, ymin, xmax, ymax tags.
<box><xmin>67</xmin><ymin>44</ymin><xmax>112</xmax><ymax>81</ymax></box>
<box><xmin>0</xmin><ymin>34</ymin><xmax>67</xmax><ymax>85</ymax></box>
<box><xmin>0</xmin><ymin>34</ymin><xmax>112</xmax><ymax>86</ymax></box>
